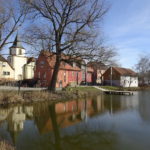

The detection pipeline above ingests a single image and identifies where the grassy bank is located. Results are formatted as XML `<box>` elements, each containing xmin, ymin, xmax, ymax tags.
<box><xmin>65</xmin><ymin>86</ymin><xmax>100</xmax><ymax>94</ymax></box>
<box><xmin>0</xmin><ymin>87</ymin><xmax>100</xmax><ymax>105</ymax></box>
<box><xmin>100</xmin><ymin>86</ymin><xmax>150</xmax><ymax>91</ymax></box>
<box><xmin>0</xmin><ymin>141</ymin><xmax>15</xmax><ymax>150</ymax></box>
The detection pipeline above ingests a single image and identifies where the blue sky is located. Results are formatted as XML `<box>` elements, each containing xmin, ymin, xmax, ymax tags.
<box><xmin>103</xmin><ymin>0</ymin><xmax>150</xmax><ymax>68</ymax></box>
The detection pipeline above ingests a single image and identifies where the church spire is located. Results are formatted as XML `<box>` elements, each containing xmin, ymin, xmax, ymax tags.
<box><xmin>11</xmin><ymin>34</ymin><xmax>24</xmax><ymax>49</ymax></box>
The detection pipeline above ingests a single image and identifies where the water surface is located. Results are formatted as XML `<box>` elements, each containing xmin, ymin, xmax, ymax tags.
<box><xmin>0</xmin><ymin>91</ymin><xmax>150</xmax><ymax>150</ymax></box>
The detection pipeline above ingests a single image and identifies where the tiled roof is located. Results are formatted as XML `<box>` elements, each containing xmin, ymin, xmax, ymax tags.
<box><xmin>87</xmin><ymin>61</ymin><xmax>108</xmax><ymax>70</ymax></box>
<box><xmin>113</xmin><ymin>67</ymin><xmax>137</xmax><ymax>76</ymax></box>
<box><xmin>40</xmin><ymin>51</ymin><xmax>81</xmax><ymax>71</ymax></box>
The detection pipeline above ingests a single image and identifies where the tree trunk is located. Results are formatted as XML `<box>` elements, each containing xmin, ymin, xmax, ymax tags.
<box><xmin>48</xmin><ymin>54</ymin><xmax>61</xmax><ymax>92</ymax></box>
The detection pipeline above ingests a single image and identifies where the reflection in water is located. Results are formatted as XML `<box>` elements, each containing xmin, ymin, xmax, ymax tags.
<box><xmin>0</xmin><ymin>91</ymin><xmax>150</xmax><ymax>150</ymax></box>
<box><xmin>0</xmin><ymin>105</ymin><xmax>33</xmax><ymax>145</ymax></box>
<box><xmin>138</xmin><ymin>92</ymin><xmax>150</xmax><ymax>122</ymax></box>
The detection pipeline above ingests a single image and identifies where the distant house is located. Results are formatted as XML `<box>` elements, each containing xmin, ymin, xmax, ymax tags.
<box><xmin>0</xmin><ymin>55</ymin><xmax>14</xmax><ymax>81</ymax></box>
<box><xmin>86</xmin><ymin>65</ymin><xmax>94</xmax><ymax>84</ymax></box>
<box><xmin>87</xmin><ymin>62</ymin><xmax>108</xmax><ymax>85</ymax></box>
<box><xmin>103</xmin><ymin>67</ymin><xmax>138</xmax><ymax>87</ymax></box>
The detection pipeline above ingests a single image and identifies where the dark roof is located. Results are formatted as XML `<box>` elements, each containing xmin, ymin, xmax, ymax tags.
<box><xmin>27</xmin><ymin>57</ymin><xmax>36</xmax><ymax>64</ymax></box>
<box><xmin>87</xmin><ymin>61</ymin><xmax>108</xmax><ymax>70</ymax></box>
<box><xmin>0</xmin><ymin>55</ymin><xmax>7</xmax><ymax>62</ymax></box>
<box><xmin>113</xmin><ymin>67</ymin><xmax>137</xmax><ymax>76</ymax></box>
<box><xmin>10</xmin><ymin>34</ymin><xmax>25</xmax><ymax>49</ymax></box>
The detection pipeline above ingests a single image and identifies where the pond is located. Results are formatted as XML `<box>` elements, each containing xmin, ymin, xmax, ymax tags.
<box><xmin>0</xmin><ymin>91</ymin><xmax>150</xmax><ymax>150</ymax></box>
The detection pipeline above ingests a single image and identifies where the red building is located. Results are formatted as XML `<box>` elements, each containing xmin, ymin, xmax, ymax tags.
<box><xmin>35</xmin><ymin>51</ymin><xmax>94</xmax><ymax>88</ymax></box>
<box><xmin>35</xmin><ymin>51</ymin><xmax>81</xmax><ymax>88</ymax></box>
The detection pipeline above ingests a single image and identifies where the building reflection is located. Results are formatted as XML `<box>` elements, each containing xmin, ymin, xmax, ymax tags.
<box><xmin>33</xmin><ymin>96</ymin><xmax>106</xmax><ymax>134</ymax></box>
<box><xmin>0</xmin><ymin>92</ymin><xmax>143</xmax><ymax>149</ymax></box>
<box><xmin>0</xmin><ymin>105</ymin><xmax>33</xmax><ymax>144</ymax></box>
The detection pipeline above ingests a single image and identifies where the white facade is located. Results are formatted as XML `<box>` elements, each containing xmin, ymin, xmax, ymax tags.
<box><xmin>10</xmin><ymin>47</ymin><xmax>25</xmax><ymax>56</ymax></box>
<box><xmin>7</xmin><ymin>35</ymin><xmax>35</xmax><ymax>80</ymax></box>
<box><xmin>24</xmin><ymin>62</ymin><xmax>35</xmax><ymax>79</ymax></box>
<box><xmin>120</xmin><ymin>76</ymin><xmax>138</xmax><ymax>87</ymax></box>
<box><xmin>0</xmin><ymin>60</ymin><xmax>15</xmax><ymax>80</ymax></box>
<box><xmin>8</xmin><ymin>55</ymin><xmax>27</xmax><ymax>80</ymax></box>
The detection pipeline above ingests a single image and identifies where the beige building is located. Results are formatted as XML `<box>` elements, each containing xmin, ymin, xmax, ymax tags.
<box><xmin>7</xmin><ymin>35</ymin><xmax>35</xmax><ymax>80</ymax></box>
<box><xmin>0</xmin><ymin>55</ymin><xmax>14</xmax><ymax>80</ymax></box>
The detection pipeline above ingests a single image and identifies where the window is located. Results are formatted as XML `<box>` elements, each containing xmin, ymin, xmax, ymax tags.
<box><xmin>3</xmin><ymin>72</ymin><xmax>10</xmax><ymax>75</ymax></box>
<box><xmin>38</xmin><ymin>72</ymin><xmax>40</xmax><ymax>78</ymax></box>
<box><xmin>44</xmin><ymin>73</ymin><xmax>46</xmax><ymax>79</ymax></box>
<box><xmin>64</xmin><ymin>72</ymin><xmax>66</xmax><ymax>82</ymax></box>
<box><xmin>82</xmin><ymin>71</ymin><xmax>85</xmax><ymax>80</ymax></box>
<box><xmin>2</xmin><ymin>64</ymin><xmax>6</xmax><ymax>67</ymax></box>
<box><xmin>73</xmin><ymin>62</ymin><xmax>76</xmax><ymax>67</ymax></box>
<box><xmin>40</xmin><ymin>61</ymin><xmax>45</xmax><ymax>65</ymax></box>
<box><xmin>19</xmin><ymin>49</ymin><xmax>22</xmax><ymax>55</ymax></box>
<box><xmin>3</xmin><ymin>72</ymin><xmax>6</xmax><ymax>75</ymax></box>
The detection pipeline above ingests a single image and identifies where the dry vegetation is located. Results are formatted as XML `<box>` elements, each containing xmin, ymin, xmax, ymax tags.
<box><xmin>0</xmin><ymin>141</ymin><xmax>15</xmax><ymax>150</ymax></box>
<box><xmin>0</xmin><ymin>91</ymin><xmax>23</xmax><ymax>105</ymax></box>
<box><xmin>0</xmin><ymin>87</ymin><xmax>99</xmax><ymax>105</ymax></box>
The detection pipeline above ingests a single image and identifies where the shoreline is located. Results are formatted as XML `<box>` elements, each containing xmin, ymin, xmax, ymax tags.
<box><xmin>0</xmin><ymin>87</ymin><xmax>100</xmax><ymax>106</ymax></box>
<box><xmin>0</xmin><ymin>86</ymin><xmax>149</xmax><ymax>106</ymax></box>
<box><xmin>99</xmin><ymin>86</ymin><xmax>150</xmax><ymax>91</ymax></box>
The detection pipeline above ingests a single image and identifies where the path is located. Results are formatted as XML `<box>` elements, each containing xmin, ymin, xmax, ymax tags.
<box><xmin>0</xmin><ymin>86</ymin><xmax>46</xmax><ymax>91</ymax></box>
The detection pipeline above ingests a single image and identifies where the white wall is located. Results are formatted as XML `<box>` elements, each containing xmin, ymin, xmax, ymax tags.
<box><xmin>0</xmin><ymin>61</ymin><xmax>15</xmax><ymax>79</ymax></box>
<box><xmin>10</xmin><ymin>48</ymin><xmax>25</xmax><ymax>56</ymax></box>
<box><xmin>120</xmin><ymin>76</ymin><xmax>138</xmax><ymax>87</ymax></box>
<box><xmin>24</xmin><ymin>62</ymin><xmax>35</xmax><ymax>79</ymax></box>
<box><xmin>9</xmin><ymin>56</ymin><xmax>27</xmax><ymax>80</ymax></box>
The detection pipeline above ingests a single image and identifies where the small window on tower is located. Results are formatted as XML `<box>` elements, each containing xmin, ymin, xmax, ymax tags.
<box><xmin>19</xmin><ymin>49</ymin><xmax>22</xmax><ymax>55</ymax></box>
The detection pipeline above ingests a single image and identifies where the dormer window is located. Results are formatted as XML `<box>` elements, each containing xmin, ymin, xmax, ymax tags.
<box><xmin>73</xmin><ymin>62</ymin><xmax>76</xmax><ymax>67</ymax></box>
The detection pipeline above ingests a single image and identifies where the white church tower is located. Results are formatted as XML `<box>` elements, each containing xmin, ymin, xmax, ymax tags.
<box><xmin>8</xmin><ymin>35</ymin><xmax>35</xmax><ymax>80</ymax></box>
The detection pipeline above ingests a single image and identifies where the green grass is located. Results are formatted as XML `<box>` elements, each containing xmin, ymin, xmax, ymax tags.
<box><xmin>65</xmin><ymin>86</ymin><xmax>100</xmax><ymax>92</ymax></box>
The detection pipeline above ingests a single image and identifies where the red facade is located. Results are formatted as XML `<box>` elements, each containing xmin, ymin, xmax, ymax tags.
<box><xmin>34</xmin><ymin>51</ymin><xmax>93</xmax><ymax>88</ymax></box>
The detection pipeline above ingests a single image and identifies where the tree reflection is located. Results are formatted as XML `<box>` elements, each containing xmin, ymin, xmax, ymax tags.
<box><xmin>49</xmin><ymin>104</ymin><xmax>62</xmax><ymax>150</ymax></box>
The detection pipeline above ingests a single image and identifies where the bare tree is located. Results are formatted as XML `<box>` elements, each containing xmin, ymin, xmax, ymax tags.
<box><xmin>135</xmin><ymin>55</ymin><xmax>150</xmax><ymax>85</ymax></box>
<box><xmin>0</xmin><ymin>0</ymin><xmax>28</xmax><ymax>51</ymax></box>
<box><xmin>22</xmin><ymin>0</ymin><xmax>109</xmax><ymax>91</ymax></box>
